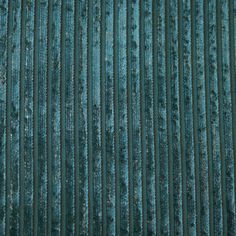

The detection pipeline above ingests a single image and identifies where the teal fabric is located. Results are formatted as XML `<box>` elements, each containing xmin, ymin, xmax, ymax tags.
<box><xmin>0</xmin><ymin>0</ymin><xmax>235</xmax><ymax>235</ymax></box>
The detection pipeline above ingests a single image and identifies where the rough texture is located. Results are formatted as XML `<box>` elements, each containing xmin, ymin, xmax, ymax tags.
<box><xmin>0</xmin><ymin>0</ymin><xmax>235</xmax><ymax>235</ymax></box>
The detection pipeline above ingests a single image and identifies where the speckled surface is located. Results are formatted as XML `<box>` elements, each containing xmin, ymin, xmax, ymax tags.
<box><xmin>0</xmin><ymin>0</ymin><xmax>236</xmax><ymax>235</ymax></box>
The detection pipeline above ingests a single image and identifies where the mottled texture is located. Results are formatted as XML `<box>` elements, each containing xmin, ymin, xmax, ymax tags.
<box><xmin>0</xmin><ymin>0</ymin><xmax>236</xmax><ymax>235</ymax></box>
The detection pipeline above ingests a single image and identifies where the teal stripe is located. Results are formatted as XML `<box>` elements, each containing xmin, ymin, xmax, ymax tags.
<box><xmin>37</xmin><ymin>1</ymin><xmax>48</xmax><ymax>235</ymax></box>
<box><xmin>6</xmin><ymin>0</ymin><xmax>12</xmax><ymax>234</ymax></box>
<box><xmin>152</xmin><ymin>1</ymin><xmax>160</xmax><ymax>235</ymax></box>
<box><xmin>49</xmin><ymin>0</ymin><xmax>61</xmax><ymax>234</ymax></box>
<box><xmin>221</xmin><ymin>1</ymin><xmax>236</xmax><ymax>234</ymax></box>
<box><xmin>216</xmin><ymin>0</ymin><xmax>228</xmax><ymax>234</ymax></box>
<box><xmin>23</xmin><ymin>1</ymin><xmax>35</xmax><ymax>234</ymax></box>
<box><xmin>129</xmin><ymin>1</ymin><xmax>143</xmax><ymax>235</ymax></box>
<box><xmin>6</xmin><ymin>0</ymin><xmax>21</xmax><ymax>235</ymax></box>
<box><xmin>87</xmin><ymin>0</ymin><xmax>93</xmax><ymax>233</ymax></box>
<box><xmin>117</xmin><ymin>0</ymin><xmax>129</xmax><ymax>234</ymax></box>
<box><xmin>178</xmin><ymin>0</ymin><xmax>188</xmax><ymax>235</ymax></box>
<box><xmin>208</xmin><ymin>1</ymin><xmax>223</xmax><ymax>234</ymax></box>
<box><xmin>77</xmin><ymin>0</ymin><xmax>88</xmax><ymax>235</ymax></box>
<box><xmin>74</xmin><ymin>0</ymin><xmax>79</xmax><ymax>234</ymax></box>
<box><xmin>196</xmin><ymin>1</ymin><xmax>210</xmax><ymax>235</ymax></box>
<box><xmin>143</xmin><ymin>1</ymin><xmax>156</xmax><ymax>234</ymax></box>
<box><xmin>91</xmin><ymin>0</ymin><xmax>102</xmax><ymax>234</ymax></box>
<box><xmin>46</xmin><ymin>0</ymin><xmax>52</xmax><ymax>234</ymax></box>
<box><xmin>229</xmin><ymin>0</ymin><xmax>236</xmax><ymax>220</ymax></box>
<box><xmin>19</xmin><ymin>1</ymin><xmax>26</xmax><ymax>234</ymax></box>
<box><xmin>0</xmin><ymin>0</ymin><xmax>8</xmax><ymax>234</ymax></box>
<box><xmin>204</xmin><ymin>1</ymin><xmax>214</xmax><ymax>235</ymax></box>
<box><xmin>114</xmin><ymin>0</ymin><xmax>120</xmax><ymax>234</ymax></box>
<box><xmin>127</xmin><ymin>1</ymin><xmax>133</xmax><ymax>234</ymax></box>
<box><xmin>64</xmin><ymin>1</ymin><xmax>75</xmax><ymax>234</ymax></box>
<box><xmin>104</xmin><ymin>1</ymin><xmax>115</xmax><ymax>235</ymax></box>
<box><xmin>182</xmin><ymin>0</ymin><xmax>197</xmax><ymax>233</ymax></box>
<box><xmin>1</xmin><ymin>1</ymin><xmax>236</xmax><ymax>235</ymax></box>
<box><xmin>156</xmin><ymin>1</ymin><xmax>170</xmax><ymax>234</ymax></box>
<box><xmin>60</xmin><ymin>0</ymin><xmax>66</xmax><ymax>234</ymax></box>
<box><xmin>140</xmin><ymin>0</ymin><xmax>147</xmax><ymax>234</ymax></box>
<box><xmin>165</xmin><ymin>0</ymin><xmax>174</xmax><ymax>234</ymax></box>
<box><xmin>33</xmin><ymin>0</ymin><xmax>39</xmax><ymax>234</ymax></box>
<box><xmin>101</xmin><ymin>1</ymin><xmax>107</xmax><ymax>234</ymax></box>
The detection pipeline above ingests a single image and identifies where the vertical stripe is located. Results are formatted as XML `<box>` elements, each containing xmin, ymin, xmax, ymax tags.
<box><xmin>190</xmin><ymin>0</ymin><xmax>201</xmax><ymax>235</ymax></box>
<box><xmin>60</xmin><ymin>0</ymin><xmax>66</xmax><ymax>234</ymax></box>
<box><xmin>220</xmin><ymin>1</ymin><xmax>236</xmax><ymax>234</ymax></box>
<box><xmin>140</xmin><ymin>0</ymin><xmax>147</xmax><ymax>234</ymax></box>
<box><xmin>6</xmin><ymin>0</ymin><xmax>21</xmax><ymax>235</ymax></box>
<box><xmin>87</xmin><ymin>0</ymin><xmax>93</xmax><ymax>233</ymax></box>
<box><xmin>196</xmin><ymin>1</ymin><xmax>210</xmax><ymax>234</ymax></box>
<box><xmin>117</xmin><ymin>0</ymin><xmax>129</xmax><ymax>234</ymax></box>
<box><xmin>23</xmin><ymin>0</ymin><xmax>35</xmax><ymax>234</ymax></box>
<box><xmin>129</xmin><ymin>0</ymin><xmax>142</xmax><ymax>235</ymax></box>
<box><xmin>203</xmin><ymin>1</ymin><xmax>214</xmax><ymax>235</ymax></box>
<box><xmin>208</xmin><ymin>0</ymin><xmax>223</xmax><ymax>234</ymax></box>
<box><xmin>229</xmin><ymin>0</ymin><xmax>236</xmax><ymax>218</ymax></box>
<box><xmin>101</xmin><ymin>0</ymin><xmax>107</xmax><ymax>234</ymax></box>
<box><xmin>216</xmin><ymin>0</ymin><xmax>228</xmax><ymax>234</ymax></box>
<box><xmin>77</xmin><ymin>0</ymin><xmax>89</xmax><ymax>235</ymax></box>
<box><xmin>51</xmin><ymin>0</ymin><xmax>61</xmax><ymax>234</ymax></box>
<box><xmin>152</xmin><ymin>0</ymin><xmax>160</xmax><ymax>235</ymax></box>
<box><xmin>1</xmin><ymin>1</ymin><xmax>236</xmax><ymax>235</ymax></box>
<box><xmin>165</xmin><ymin>0</ymin><xmax>174</xmax><ymax>234</ymax></box>
<box><xmin>6</xmin><ymin>0</ymin><xmax>12</xmax><ymax>235</ymax></box>
<box><xmin>37</xmin><ymin>1</ymin><xmax>48</xmax><ymax>235</ymax></box>
<box><xmin>47</xmin><ymin>0</ymin><xmax>52</xmax><ymax>234</ymax></box>
<box><xmin>48</xmin><ymin>0</ymin><xmax>62</xmax><ymax>234</ymax></box>
<box><xmin>104</xmin><ymin>0</ymin><xmax>115</xmax><ymax>235</ymax></box>
<box><xmin>0</xmin><ymin>0</ymin><xmax>8</xmax><ymax>234</ymax></box>
<box><xmin>64</xmin><ymin>1</ymin><xmax>75</xmax><ymax>234</ymax></box>
<box><xmin>74</xmin><ymin>0</ymin><xmax>79</xmax><ymax>234</ymax></box>
<box><xmin>181</xmin><ymin>0</ymin><xmax>197</xmax><ymax>234</ymax></box>
<box><xmin>156</xmin><ymin>1</ymin><xmax>170</xmax><ymax>234</ymax></box>
<box><xmin>143</xmin><ymin>0</ymin><xmax>156</xmax><ymax>234</ymax></box>
<box><xmin>127</xmin><ymin>1</ymin><xmax>134</xmax><ymax>234</ymax></box>
<box><xmin>178</xmin><ymin>0</ymin><xmax>188</xmax><ymax>234</ymax></box>
<box><xmin>87</xmin><ymin>0</ymin><xmax>102</xmax><ymax>235</ymax></box>
<box><xmin>114</xmin><ymin>0</ymin><xmax>120</xmax><ymax>234</ymax></box>
<box><xmin>91</xmin><ymin>0</ymin><xmax>102</xmax><ymax>234</ymax></box>
<box><xmin>168</xmin><ymin>0</ymin><xmax>183</xmax><ymax>234</ymax></box>
<box><xmin>33</xmin><ymin>0</ymin><xmax>39</xmax><ymax>234</ymax></box>
<box><xmin>126</xmin><ymin>1</ymin><xmax>134</xmax><ymax>235</ymax></box>
<box><xmin>19</xmin><ymin>1</ymin><xmax>26</xmax><ymax>234</ymax></box>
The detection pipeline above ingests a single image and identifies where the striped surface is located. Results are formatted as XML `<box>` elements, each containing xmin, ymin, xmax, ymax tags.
<box><xmin>0</xmin><ymin>0</ymin><xmax>235</xmax><ymax>235</ymax></box>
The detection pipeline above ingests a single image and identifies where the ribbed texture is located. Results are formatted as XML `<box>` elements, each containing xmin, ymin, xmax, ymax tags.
<box><xmin>0</xmin><ymin>0</ymin><xmax>235</xmax><ymax>235</ymax></box>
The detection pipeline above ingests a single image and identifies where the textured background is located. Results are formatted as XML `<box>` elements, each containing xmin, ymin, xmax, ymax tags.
<box><xmin>0</xmin><ymin>0</ymin><xmax>236</xmax><ymax>235</ymax></box>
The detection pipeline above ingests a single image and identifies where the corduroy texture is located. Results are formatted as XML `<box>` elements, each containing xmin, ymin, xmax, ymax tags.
<box><xmin>0</xmin><ymin>0</ymin><xmax>235</xmax><ymax>235</ymax></box>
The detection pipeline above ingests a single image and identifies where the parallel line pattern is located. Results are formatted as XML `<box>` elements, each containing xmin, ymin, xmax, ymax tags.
<box><xmin>0</xmin><ymin>0</ymin><xmax>235</xmax><ymax>235</ymax></box>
